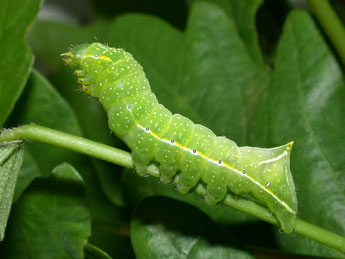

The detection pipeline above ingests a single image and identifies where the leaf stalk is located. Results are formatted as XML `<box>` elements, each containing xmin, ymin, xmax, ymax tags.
<box><xmin>307</xmin><ymin>0</ymin><xmax>345</xmax><ymax>66</ymax></box>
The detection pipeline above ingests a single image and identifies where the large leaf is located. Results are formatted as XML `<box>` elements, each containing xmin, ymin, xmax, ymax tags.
<box><xmin>107</xmin><ymin>2</ymin><xmax>270</xmax><ymax>144</ymax></box>
<box><xmin>8</xmin><ymin>70</ymin><xmax>83</xmax><ymax>199</ymax></box>
<box><xmin>28</xmin><ymin>21</ymin><xmax>109</xmax><ymax>70</ymax></box>
<box><xmin>251</xmin><ymin>10</ymin><xmax>345</xmax><ymax>257</ymax></box>
<box><xmin>0</xmin><ymin>142</ymin><xmax>24</xmax><ymax>240</ymax></box>
<box><xmin>0</xmin><ymin>163</ymin><xmax>91</xmax><ymax>258</ymax></box>
<box><xmin>10</xmin><ymin>57</ymin><xmax>131</xmax><ymax>257</ymax></box>
<box><xmin>28</xmin><ymin>20</ymin><xmax>126</xmax><ymax>206</ymax></box>
<box><xmin>106</xmin><ymin>1</ymin><xmax>271</xmax><ymax>225</ymax></box>
<box><xmin>186</xmin><ymin>0</ymin><xmax>263</xmax><ymax>63</ymax></box>
<box><xmin>227</xmin><ymin>0</ymin><xmax>263</xmax><ymax>63</ymax></box>
<box><xmin>0</xmin><ymin>0</ymin><xmax>42</xmax><ymax>126</ymax></box>
<box><xmin>131</xmin><ymin>197</ymin><xmax>254</xmax><ymax>259</ymax></box>
<box><xmin>5</xmin><ymin>69</ymin><xmax>128</xmax><ymax>245</ymax></box>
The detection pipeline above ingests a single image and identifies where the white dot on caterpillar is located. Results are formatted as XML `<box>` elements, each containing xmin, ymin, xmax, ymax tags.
<box><xmin>119</xmin><ymin>83</ymin><xmax>123</xmax><ymax>87</ymax></box>
<box><xmin>266</xmin><ymin>182</ymin><xmax>271</xmax><ymax>187</ymax></box>
<box><xmin>94</xmin><ymin>54</ymin><xmax>98</xmax><ymax>58</ymax></box>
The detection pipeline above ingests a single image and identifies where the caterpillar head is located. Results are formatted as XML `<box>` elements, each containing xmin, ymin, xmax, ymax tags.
<box><xmin>61</xmin><ymin>44</ymin><xmax>89</xmax><ymax>67</ymax></box>
<box><xmin>62</xmin><ymin>42</ymin><xmax>144</xmax><ymax>98</ymax></box>
<box><xmin>62</xmin><ymin>43</ymin><xmax>103</xmax><ymax>97</ymax></box>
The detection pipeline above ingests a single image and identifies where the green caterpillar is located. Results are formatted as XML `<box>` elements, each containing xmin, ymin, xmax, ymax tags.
<box><xmin>62</xmin><ymin>42</ymin><xmax>298</xmax><ymax>233</ymax></box>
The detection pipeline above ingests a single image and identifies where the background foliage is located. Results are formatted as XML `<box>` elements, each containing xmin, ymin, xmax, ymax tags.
<box><xmin>0</xmin><ymin>0</ymin><xmax>344</xmax><ymax>258</ymax></box>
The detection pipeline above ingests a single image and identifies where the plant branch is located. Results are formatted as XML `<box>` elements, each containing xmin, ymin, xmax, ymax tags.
<box><xmin>0</xmin><ymin>124</ymin><xmax>133</xmax><ymax>168</ymax></box>
<box><xmin>0</xmin><ymin>124</ymin><xmax>344</xmax><ymax>252</ymax></box>
<box><xmin>307</xmin><ymin>0</ymin><xmax>345</xmax><ymax>66</ymax></box>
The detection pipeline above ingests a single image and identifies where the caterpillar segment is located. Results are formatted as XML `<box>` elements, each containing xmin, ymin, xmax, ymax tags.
<box><xmin>63</xmin><ymin>42</ymin><xmax>298</xmax><ymax>233</ymax></box>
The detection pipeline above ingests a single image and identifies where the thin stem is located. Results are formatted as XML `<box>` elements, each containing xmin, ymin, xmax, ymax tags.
<box><xmin>0</xmin><ymin>124</ymin><xmax>133</xmax><ymax>168</ymax></box>
<box><xmin>296</xmin><ymin>219</ymin><xmax>345</xmax><ymax>253</ymax></box>
<box><xmin>1</xmin><ymin>124</ymin><xmax>344</xmax><ymax>252</ymax></box>
<box><xmin>307</xmin><ymin>0</ymin><xmax>345</xmax><ymax>65</ymax></box>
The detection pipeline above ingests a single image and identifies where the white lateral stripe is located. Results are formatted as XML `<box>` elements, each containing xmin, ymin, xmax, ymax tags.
<box><xmin>258</xmin><ymin>151</ymin><xmax>287</xmax><ymax>165</ymax></box>
<box><xmin>135</xmin><ymin>123</ymin><xmax>296</xmax><ymax>214</ymax></box>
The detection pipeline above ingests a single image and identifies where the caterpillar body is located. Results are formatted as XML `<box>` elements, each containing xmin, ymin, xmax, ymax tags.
<box><xmin>62</xmin><ymin>42</ymin><xmax>298</xmax><ymax>233</ymax></box>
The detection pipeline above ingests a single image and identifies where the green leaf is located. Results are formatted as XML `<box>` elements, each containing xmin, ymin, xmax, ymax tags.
<box><xmin>252</xmin><ymin>10</ymin><xmax>345</xmax><ymax>257</ymax></box>
<box><xmin>7</xmin><ymin>70</ymin><xmax>127</xmax><ymax>241</ymax></box>
<box><xmin>186</xmin><ymin>0</ymin><xmax>264</xmax><ymax>63</ymax></box>
<box><xmin>28</xmin><ymin>21</ymin><xmax>109</xmax><ymax>69</ymax></box>
<box><xmin>8</xmin><ymin>69</ymin><xmax>83</xmax><ymax>200</ymax></box>
<box><xmin>228</xmin><ymin>0</ymin><xmax>264</xmax><ymax>63</ymax></box>
<box><xmin>0</xmin><ymin>163</ymin><xmax>91</xmax><ymax>258</ymax></box>
<box><xmin>0</xmin><ymin>142</ymin><xmax>24</xmax><ymax>241</ymax></box>
<box><xmin>28</xmin><ymin>21</ymin><xmax>126</xmax><ymax>206</ymax></box>
<box><xmin>106</xmin><ymin>1</ymin><xmax>270</xmax><ymax>224</ymax></box>
<box><xmin>0</xmin><ymin>0</ymin><xmax>42</xmax><ymax>126</ymax></box>
<box><xmin>131</xmin><ymin>197</ymin><xmax>254</xmax><ymax>259</ymax></box>
<box><xmin>106</xmin><ymin>1</ymin><xmax>270</xmax><ymax>145</ymax></box>
<box><xmin>27</xmin><ymin>24</ymin><xmax>134</xmax><ymax>257</ymax></box>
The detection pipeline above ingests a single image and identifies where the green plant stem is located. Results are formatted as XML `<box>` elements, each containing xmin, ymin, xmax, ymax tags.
<box><xmin>307</xmin><ymin>0</ymin><xmax>345</xmax><ymax>65</ymax></box>
<box><xmin>1</xmin><ymin>124</ymin><xmax>344</xmax><ymax>252</ymax></box>
<box><xmin>0</xmin><ymin>124</ymin><xmax>133</xmax><ymax>168</ymax></box>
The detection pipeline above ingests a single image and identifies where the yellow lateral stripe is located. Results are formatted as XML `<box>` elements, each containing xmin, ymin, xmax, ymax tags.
<box><xmin>83</xmin><ymin>54</ymin><xmax>113</xmax><ymax>62</ymax></box>
<box><xmin>99</xmin><ymin>55</ymin><xmax>112</xmax><ymax>61</ymax></box>
<box><xmin>135</xmin><ymin>122</ymin><xmax>296</xmax><ymax>214</ymax></box>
